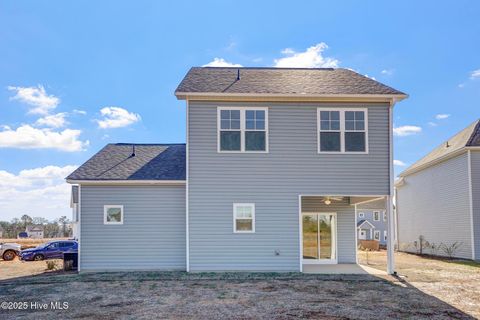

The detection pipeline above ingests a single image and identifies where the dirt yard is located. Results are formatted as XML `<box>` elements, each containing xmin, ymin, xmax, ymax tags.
<box><xmin>0</xmin><ymin>259</ymin><xmax>64</xmax><ymax>280</ymax></box>
<box><xmin>358</xmin><ymin>250</ymin><xmax>480</xmax><ymax>318</ymax></box>
<box><xmin>0</xmin><ymin>252</ymin><xmax>478</xmax><ymax>319</ymax></box>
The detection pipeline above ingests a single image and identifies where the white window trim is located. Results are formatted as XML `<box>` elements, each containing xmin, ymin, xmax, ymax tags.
<box><xmin>217</xmin><ymin>107</ymin><xmax>269</xmax><ymax>153</ymax></box>
<box><xmin>383</xmin><ymin>211</ymin><xmax>387</xmax><ymax>222</ymax></box>
<box><xmin>317</xmin><ymin>108</ymin><xmax>369</xmax><ymax>154</ymax></box>
<box><xmin>358</xmin><ymin>212</ymin><xmax>365</xmax><ymax>218</ymax></box>
<box><xmin>233</xmin><ymin>203</ymin><xmax>255</xmax><ymax>233</ymax></box>
<box><xmin>373</xmin><ymin>210</ymin><xmax>380</xmax><ymax>221</ymax></box>
<box><xmin>384</xmin><ymin>230</ymin><xmax>387</xmax><ymax>241</ymax></box>
<box><xmin>103</xmin><ymin>205</ymin><xmax>124</xmax><ymax>225</ymax></box>
<box><xmin>374</xmin><ymin>230</ymin><xmax>381</xmax><ymax>240</ymax></box>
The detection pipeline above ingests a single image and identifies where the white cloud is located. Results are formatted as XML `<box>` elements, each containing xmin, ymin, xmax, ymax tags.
<box><xmin>273</xmin><ymin>43</ymin><xmax>339</xmax><ymax>68</ymax></box>
<box><xmin>8</xmin><ymin>85</ymin><xmax>60</xmax><ymax>115</ymax></box>
<box><xmin>381</xmin><ymin>69</ymin><xmax>394</xmax><ymax>76</ymax></box>
<box><xmin>470</xmin><ymin>69</ymin><xmax>480</xmax><ymax>80</ymax></box>
<box><xmin>435</xmin><ymin>114</ymin><xmax>450</xmax><ymax>120</ymax></box>
<box><xmin>96</xmin><ymin>106</ymin><xmax>141</xmax><ymax>129</ymax></box>
<box><xmin>73</xmin><ymin>109</ymin><xmax>87</xmax><ymax>115</ymax></box>
<box><xmin>35</xmin><ymin>112</ymin><xmax>68</xmax><ymax>128</ymax></box>
<box><xmin>0</xmin><ymin>125</ymin><xmax>88</xmax><ymax>151</ymax></box>
<box><xmin>393</xmin><ymin>160</ymin><xmax>407</xmax><ymax>167</ymax></box>
<box><xmin>428</xmin><ymin>122</ymin><xmax>438</xmax><ymax>127</ymax></box>
<box><xmin>203</xmin><ymin>58</ymin><xmax>243</xmax><ymax>67</ymax></box>
<box><xmin>0</xmin><ymin>165</ymin><xmax>77</xmax><ymax>221</ymax></box>
<box><xmin>393</xmin><ymin>125</ymin><xmax>422</xmax><ymax>137</ymax></box>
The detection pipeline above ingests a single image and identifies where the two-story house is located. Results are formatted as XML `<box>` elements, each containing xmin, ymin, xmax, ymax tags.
<box><xmin>356</xmin><ymin>198</ymin><xmax>388</xmax><ymax>246</ymax></box>
<box><xmin>66</xmin><ymin>67</ymin><xmax>407</xmax><ymax>273</ymax></box>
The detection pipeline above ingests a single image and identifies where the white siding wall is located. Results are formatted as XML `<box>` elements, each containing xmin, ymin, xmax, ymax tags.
<box><xmin>80</xmin><ymin>185</ymin><xmax>186</xmax><ymax>271</ymax></box>
<box><xmin>396</xmin><ymin>152</ymin><xmax>473</xmax><ymax>259</ymax></box>
<box><xmin>471</xmin><ymin>150</ymin><xmax>480</xmax><ymax>260</ymax></box>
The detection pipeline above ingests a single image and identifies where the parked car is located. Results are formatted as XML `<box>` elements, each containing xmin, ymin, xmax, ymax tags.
<box><xmin>20</xmin><ymin>240</ymin><xmax>78</xmax><ymax>261</ymax></box>
<box><xmin>18</xmin><ymin>232</ymin><xmax>28</xmax><ymax>238</ymax></box>
<box><xmin>0</xmin><ymin>243</ymin><xmax>21</xmax><ymax>261</ymax></box>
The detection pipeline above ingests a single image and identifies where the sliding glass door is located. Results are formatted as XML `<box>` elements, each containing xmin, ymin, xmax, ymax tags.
<box><xmin>302</xmin><ymin>213</ymin><xmax>337</xmax><ymax>264</ymax></box>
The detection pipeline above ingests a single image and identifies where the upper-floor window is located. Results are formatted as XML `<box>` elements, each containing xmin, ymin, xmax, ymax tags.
<box><xmin>218</xmin><ymin>107</ymin><xmax>268</xmax><ymax>152</ymax></box>
<box><xmin>358</xmin><ymin>212</ymin><xmax>365</xmax><ymax>219</ymax></box>
<box><xmin>318</xmin><ymin>108</ymin><xmax>368</xmax><ymax>153</ymax></box>
<box><xmin>373</xmin><ymin>211</ymin><xmax>380</xmax><ymax>221</ymax></box>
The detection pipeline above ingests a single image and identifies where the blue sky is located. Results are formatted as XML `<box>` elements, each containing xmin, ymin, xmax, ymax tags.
<box><xmin>0</xmin><ymin>1</ymin><xmax>479</xmax><ymax>220</ymax></box>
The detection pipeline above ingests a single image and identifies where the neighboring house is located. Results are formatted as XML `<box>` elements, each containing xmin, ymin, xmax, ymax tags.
<box><xmin>396</xmin><ymin>120</ymin><xmax>480</xmax><ymax>261</ymax></box>
<box><xmin>26</xmin><ymin>225</ymin><xmax>44</xmax><ymax>239</ymax></box>
<box><xmin>67</xmin><ymin>67</ymin><xmax>407</xmax><ymax>273</ymax></box>
<box><xmin>0</xmin><ymin>225</ymin><xmax>3</xmax><ymax>238</ymax></box>
<box><xmin>356</xmin><ymin>198</ymin><xmax>388</xmax><ymax>245</ymax></box>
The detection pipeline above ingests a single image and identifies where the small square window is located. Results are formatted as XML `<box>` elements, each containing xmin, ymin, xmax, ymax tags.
<box><xmin>234</xmin><ymin>203</ymin><xmax>255</xmax><ymax>233</ymax></box>
<box><xmin>358</xmin><ymin>212</ymin><xmax>365</xmax><ymax>218</ymax></box>
<box><xmin>104</xmin><ymin>205</ymin><xmax>123</xmax><ymax>224</ymax></box>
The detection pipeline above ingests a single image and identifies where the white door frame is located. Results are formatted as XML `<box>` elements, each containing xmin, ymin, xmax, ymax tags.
<box><xmin>301</xmin><ymin>212</ymin><xmax>338</xmax><ymax>265</ymax></box>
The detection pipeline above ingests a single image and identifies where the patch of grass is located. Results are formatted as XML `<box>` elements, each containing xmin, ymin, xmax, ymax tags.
<box><xmin>445</xmin><ymin>259</ymin><xmax>480</xmax><ymax>268</ymax></box>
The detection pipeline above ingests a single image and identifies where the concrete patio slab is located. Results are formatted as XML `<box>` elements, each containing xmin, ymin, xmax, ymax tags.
<box><xmin>302</xmin><ymin>263</ymin><xmax>387</xmax><ymax>275</ymax></box>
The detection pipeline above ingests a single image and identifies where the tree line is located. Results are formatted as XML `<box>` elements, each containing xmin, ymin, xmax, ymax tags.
<box><xmin>0</xmin><ymin>214</ymin><xmax>72</xmax><ymax>239</ymax></box>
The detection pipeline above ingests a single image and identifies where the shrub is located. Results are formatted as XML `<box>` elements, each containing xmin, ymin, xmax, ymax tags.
<box><xmin>45</xmin><ymin>260</ymin><xmax>59</xmax><ymax>271</ymax></box>
<box><xmin>441</xmin><ymin>242</ymin><xmax>463</xmax><ymax>259</ymax></box>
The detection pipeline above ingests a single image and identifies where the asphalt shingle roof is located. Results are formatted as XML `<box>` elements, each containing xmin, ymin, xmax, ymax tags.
<box><xmin>67</xmin><ymin>144</ymin><xmax>186</xmax><ymax>181</ymax></box>
<box><xmin>175</xmin><ymin>67</ymin><xmax>406</xmax><ymax>97</ymax></box>
<box><xmin>400</xmin><ymin>119</ymin><xmax>480</xmax><ymax>177</ymax></box>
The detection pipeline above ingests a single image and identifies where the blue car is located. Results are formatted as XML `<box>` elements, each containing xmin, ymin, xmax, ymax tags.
<box><xmin>20</xmin><ymin>240</ymin><xmax>78</xmax><ymax>261</ymax></box>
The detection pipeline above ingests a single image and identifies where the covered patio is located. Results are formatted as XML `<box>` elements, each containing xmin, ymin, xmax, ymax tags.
<box><xmin>299</xmin><ymin>195</ymin><xmax>395</xmax><ymax>274</ymax></box>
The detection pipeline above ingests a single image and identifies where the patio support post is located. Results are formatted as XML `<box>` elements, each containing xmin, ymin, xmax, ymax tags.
<box><xmin>386</xmin><ymin>99</ymin><xmax>396</xmax><ymax>275</ymax></box>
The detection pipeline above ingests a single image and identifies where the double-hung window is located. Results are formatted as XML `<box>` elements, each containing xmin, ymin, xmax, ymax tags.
<box><xmin>218</xmin><ymin>107</ymin><xmax>268</xmax><ymax>152</ymax></box>
<box><xmin>318</xmin><ymin>108</ymin><xmax>368</xmax><ymax>153</ymax></box>
<box><xmin>233</xmin><ymin>203</ymin><xmax>255</xmax><ymax>233</ymax></box>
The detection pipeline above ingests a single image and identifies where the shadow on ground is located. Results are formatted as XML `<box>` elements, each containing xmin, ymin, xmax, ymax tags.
<box><xmin>0</xmin><ymin>271</ymin><xmax>474</xmax><ymax>319</ymax></box>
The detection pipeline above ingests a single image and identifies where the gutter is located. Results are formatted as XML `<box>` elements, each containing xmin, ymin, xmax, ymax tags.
<box><xmin>175</xmin><ymin>92</ymin><xmax>408</xmax><ymax>103</ymax></box>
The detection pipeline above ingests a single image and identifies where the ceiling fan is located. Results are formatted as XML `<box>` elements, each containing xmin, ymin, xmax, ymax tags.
<box><xmin>323</xmin><ymin>196</ymin><xmax>343</xmax><ymax>205</ymax></box>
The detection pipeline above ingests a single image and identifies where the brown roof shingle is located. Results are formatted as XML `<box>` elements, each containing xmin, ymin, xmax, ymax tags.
<box><xmin>175</xmin><ymin>67</ymin><xmax>406</xmax><ymax>97</ymax></box>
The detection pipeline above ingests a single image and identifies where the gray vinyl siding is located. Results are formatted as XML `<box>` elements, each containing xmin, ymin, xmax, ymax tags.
<box><xmin>188</xmin><ymin>101</ymin><xmax>390</xmax><ymax>271</ymax></box>
<box><xmin>80</xmin><ymin>185</ymin><xmax>186</xmax><ymax>271</ymax></box>
<box><xmin>302</xmin><ymin>197</ymin><xmax>356</xmax><ymax>263</ymax></box>
<box><xmin>396</xmin><ymin>152</ymin><xmax>473</xmax><ymax>259</ymax></box>
<box><xmin>471</xmin><ymin>151</ymin><xmax>480</xmax><ymax>260</ymax></box>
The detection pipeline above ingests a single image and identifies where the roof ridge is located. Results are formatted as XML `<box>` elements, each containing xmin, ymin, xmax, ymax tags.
<box><xmin>197</xmin><ymin>66</ymin><xmax>336</xmax><ymax>70</ymax></box>
<box><xmin>113</xmin><ymin>143</ymin><xmax>186</xmax><ymax>146</ymax></box>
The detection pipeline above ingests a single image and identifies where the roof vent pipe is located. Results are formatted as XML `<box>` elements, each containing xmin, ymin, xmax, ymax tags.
<box><xmin>131</xmin><ymin>145</ymin><xmax>136</xmax><ymax>157</ymax></box>
<box><xmin>446</xmin><ymin>141</ymin><xmax>450</xmax><ymax>148</ymax></box>
<box><xmin>237</xmin><ymin>68</ymin><xmax>240</xmax><ymax>80</ymax></box>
